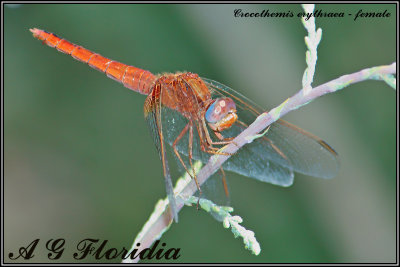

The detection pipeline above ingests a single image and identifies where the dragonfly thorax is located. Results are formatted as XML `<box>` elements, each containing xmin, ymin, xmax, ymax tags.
<box><xmin>153</xmin><ymin>72</ymin><xmax>213</xmax><ymax>118</ymax></box>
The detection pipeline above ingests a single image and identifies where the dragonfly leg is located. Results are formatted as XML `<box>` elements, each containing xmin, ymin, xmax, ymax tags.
<box><xmin>203</xmin><ymin>147</ymin><xmax>232</xmax><ymax>156</ymax></box>
<box><xmin>201</xmin><ymin>117</ymin><xmax>219</xmax><ymax>146</ymax></box>
<box><xmin>173</xmin><ymin>123</ymin><xmax>194</xmax><ymax>179</ymax></box>
<box><xmin>212</xmin><ymin>131</ymin><xmax>233</xmax><ymax>142</ymax></box>
<box><xmin>172</xmin><ymin>121</ymin><xmax>203</xmax><ymax>202</ymax></box>
<box><xmin>204</xmin><ymin>144</ymin><xmax>236</xmax><ymax>156</ymax></box>
<box><xmin>210</xmin><ymin>132</ymin><xmax>238</xmax><ymax>148</ymax></box>
<box><xmin>196</xmin><ymin>119</ymin><xmax>211</xmax><ymax>152</ymax></box>
<box><xmin>200</xmin><ymin>118</ymin><xmax>236</xmax><ymax>156</ymax></box>
<box><xmin>187</xmin><ymin>122</ymin><xmax>203</xmax><ymax>209</ymax></box>
<box><xmin>188</xmin><ymin>121</ymin><xmax>193</xmax><ymax>168</ymax></box>
<box><xmin>220</xmin><ymin>167</ymin><xmax>230</xmax><ymax>198</ymax></box>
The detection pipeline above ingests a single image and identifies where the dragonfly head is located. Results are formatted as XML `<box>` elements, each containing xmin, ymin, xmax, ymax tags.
<box><xmin>205</xmin><ymin>97</ymin><xmax>238</xmax><ymax>132</ymax></box>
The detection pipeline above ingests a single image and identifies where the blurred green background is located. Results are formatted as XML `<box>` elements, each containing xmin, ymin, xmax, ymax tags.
<box><xmin>4</xmin><ymin>3</ymin><xmax>396</xmax><ymax>263</ymax></box>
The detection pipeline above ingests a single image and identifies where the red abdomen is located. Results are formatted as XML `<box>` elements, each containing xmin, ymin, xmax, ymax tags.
<box><xmin>30</xmin><ymin>28</ymin><xmax>156</xmax><ymax>95</ymax></box>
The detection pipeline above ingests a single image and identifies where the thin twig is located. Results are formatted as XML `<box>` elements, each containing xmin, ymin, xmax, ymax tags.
<box><xmin>301</xmin><ymin>4</ymin><xmax>322</xmax><ymax>95</ymax></box>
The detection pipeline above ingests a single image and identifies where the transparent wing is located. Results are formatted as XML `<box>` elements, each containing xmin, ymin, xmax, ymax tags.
<box><xmin>202</xmin><ymin>78</ymin><xmax>339</xmax><ymax>186</ymax></box>
<box><xmin>144</xmin><ymin>85</ymin><xmax>179</xmax><ymax>222</ymax></box>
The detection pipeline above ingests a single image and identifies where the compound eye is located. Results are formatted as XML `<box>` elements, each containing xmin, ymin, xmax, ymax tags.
<box><xmin>205</xmin><ymin>98</ymin><xmax>236</xmax><ymax>123</ymax></box>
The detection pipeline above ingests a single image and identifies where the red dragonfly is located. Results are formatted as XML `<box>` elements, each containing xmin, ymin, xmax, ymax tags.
<box><xmin>30</xmin><ymin>28</ymin><xmax>339</xmax><ymax>222</ymax></box>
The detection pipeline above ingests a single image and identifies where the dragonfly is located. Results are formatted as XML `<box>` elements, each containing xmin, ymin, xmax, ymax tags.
<box><xmin>30</xmin><ymin>28</ymin><xmax>339</xmax><ymax>223</ymax></box>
